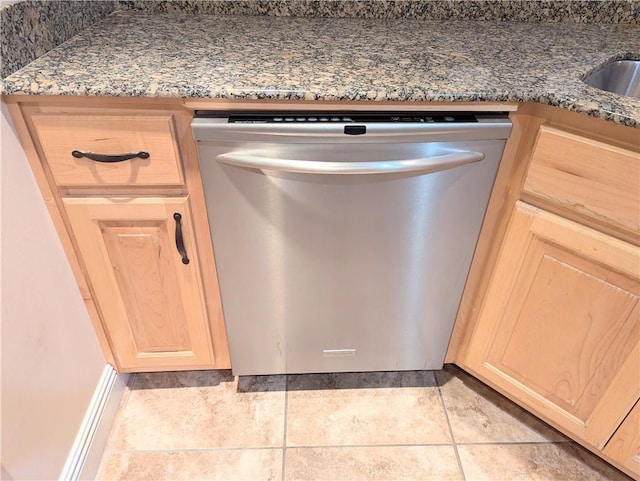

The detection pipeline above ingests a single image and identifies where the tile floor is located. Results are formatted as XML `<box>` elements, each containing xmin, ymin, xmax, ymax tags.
<box><xmin>97</xmin><ymin>365</ymin><xmax>631</xmax><ymax>481</ymax></box>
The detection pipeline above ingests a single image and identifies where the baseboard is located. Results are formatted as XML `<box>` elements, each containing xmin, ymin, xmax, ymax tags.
<box><xmin>59</xmin><ymin>364</ymin><xmax>130</xmax><ymax>481</ymax></box>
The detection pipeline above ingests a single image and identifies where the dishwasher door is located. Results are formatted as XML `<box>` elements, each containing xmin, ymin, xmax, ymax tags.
<box><xmin>193</xmin><ymin>114</ymin><xmax>511</xmax><ymax>375</ymax></box>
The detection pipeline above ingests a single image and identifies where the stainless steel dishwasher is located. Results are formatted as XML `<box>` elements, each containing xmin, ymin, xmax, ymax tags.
<box><xmin>192</xmin><ymin>112</ymin><xmax>512</xmax><ymax>375</ymax></box>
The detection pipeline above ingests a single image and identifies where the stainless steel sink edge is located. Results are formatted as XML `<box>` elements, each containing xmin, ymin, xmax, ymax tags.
<box><xmin>582</xmin><ymin>56</ymin><xmax>640</xmax><ymax>100</ymax></box>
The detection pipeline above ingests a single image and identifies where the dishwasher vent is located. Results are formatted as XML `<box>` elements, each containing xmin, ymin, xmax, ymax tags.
<box><xmin>194</xmin><ymin>111</ymin><xmax>491</xmax><ymax>124</ymax></box>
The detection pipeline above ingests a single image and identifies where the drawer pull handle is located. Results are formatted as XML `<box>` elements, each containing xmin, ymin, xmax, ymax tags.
<box><xmin>173</xmin><ymin>213</ymin><xmax>190</xmax><ymax>265</ymax></box>
<box><xmin>71</xmin><ymin>150</ymin><xmax>150</xmax><ymax>163</ymax></box>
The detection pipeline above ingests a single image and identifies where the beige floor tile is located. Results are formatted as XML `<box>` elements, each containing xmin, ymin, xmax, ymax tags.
<box><xmin>285</xmin><ymin>445</ymin><xmax>462</xmax><ymax>481</ymax></box>
<box><xmin>286</xmin><ymin>371</ymin><xmax>451</xmax><ymax>446</ymax></box>
<box><xmin>99</xmin><ymin>380</ymin><xmax>136</xmax><ymax>456</ymax></box>
<box><xmin>113</xmin><ymin>371</ymin><xmax>286</xmax><ymax>450</ymax></box>
<box><xmin>100</xmin><ymin>448</ymin><xmax>283</xmax><ymax>481</ymax></box>
<box><xmin>436</xmin><ymin>366</ymin><xmax>566</xmax><ymax>443</ymax></box>
<box><xmin>457</xmin><ymin>443</ymin><xmax>632</xmax><ymax>481</ymax></box>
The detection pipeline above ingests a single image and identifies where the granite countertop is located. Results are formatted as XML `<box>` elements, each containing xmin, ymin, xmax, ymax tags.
<box><xmin>2</xmin><ymin>10</ymin><xmax>640</xmax><ymax>127</ymax></box>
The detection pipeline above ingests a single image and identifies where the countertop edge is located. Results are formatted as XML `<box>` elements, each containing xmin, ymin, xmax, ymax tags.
<box><xmin>2</xmin><ymin>86</ymin><xmax>639</xmax><ymax>129</ymax></box>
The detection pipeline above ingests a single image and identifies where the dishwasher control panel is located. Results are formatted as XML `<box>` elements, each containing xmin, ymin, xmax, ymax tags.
<box><xmin>194</xmin><ymin>111</ymin><xmax>497</xmax><ymax>124</ymax></box>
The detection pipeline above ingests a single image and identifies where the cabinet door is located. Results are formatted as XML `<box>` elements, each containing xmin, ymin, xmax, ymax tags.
<box><xmin>64</xmin><ymin>197</ymin><xmax>214</xmax><ymax>371</ymax></box>
<box><xmin>604</xmin><ymin>400</ymin><xmax>640</xmax><ymax>478</ymax></box>
<box><xmin>465</xmin><ymin>201</ymin><xmax>640</xmax><ymax>449</ymax></box>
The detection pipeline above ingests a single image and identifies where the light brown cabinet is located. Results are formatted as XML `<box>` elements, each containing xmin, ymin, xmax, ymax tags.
<box><xmin>523</xmin><ymin>124</ymin><xmax>639</xmax><ymax>240</ymax></box>
<box><xmin>457</xmin><ymin>108</ymin><xmax>640</xmax><ymax>479</ymax></box>
<box><xmin>5</xmin><ymin>97</ymin><xmax>230</xmax><ymax>372</ymax></box>
<box><xmin>63</xmin><ymin>196</ymin><xmax>214</xmax><ymax>371</ymax></box>
<box><xmin>30</xmin><ymin>113</ymin><xmax>185</xmax><ymax>187</ymax></box>
<box><xmin>464</xmin><ymin>201</ymin><xmax>639</xmax><ymax>448</ymax></box>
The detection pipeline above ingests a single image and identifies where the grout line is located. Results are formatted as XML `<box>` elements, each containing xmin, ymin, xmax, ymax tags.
<box><xmin>436</xmin><ymin>371</ymin><xmax>467</xmax><ymax>481</ymax></box>
<box><xmin>120</xmin><ymin>372</ymin><xmax>139</xmax><ymax>414</ymax></box>
<box><xmin>101</xmin><ymin>373</ymin><xmax>139</xmax><ymax>453</ymax></box>
<box><xmin>94</xmin><ymin>373</ymin><xmax>140</xmax><ymax>480</ymax></box>
<box><xmin>108</xmin><ymin>447</ymin><xmax>285</xmax><ymax>454</ymax></box>
<box><xmin>455</xmin><ymin>440</ymin><xmax>573</xmax><ymax>446</ymax></box>
<box><xmin>282</xmin><ymin>375</ymin><xmax>289</xmax><ymax>481</ymax></box>
<box><xmin>98</xmin><ymin>373</ymin><xmax>138</xmax><ymax>447</ymax></box>
<box><xmin>111</xmin><ymin>442</ymin><xmax>459</xmax><ymax>455</ymax></box>
<box><xmin>108</xmin><ymin>439</ymin><xmax>571</xmax><ymax>455</ymax></box>
<box><xmin>282</xmin><ymin>442</ymin><xmax>456</xmax><ymax>449</ymax></box>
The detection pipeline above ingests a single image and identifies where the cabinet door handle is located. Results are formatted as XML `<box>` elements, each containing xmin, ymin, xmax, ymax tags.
<box><xmin>71</xmin><ymin>150</ymin><xmax>150</xmax><ymax>163</ymax></box>
<box><xmin>173</xmin><ymin>213</ymin><xmax>190</xmax><ymax>265</ymax></box>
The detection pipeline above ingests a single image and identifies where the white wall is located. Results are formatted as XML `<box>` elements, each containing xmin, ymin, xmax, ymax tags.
<box><xmin>1</xmin><ymin>103</ymin><xmax>106</xmax><ymax>480</ymax></box>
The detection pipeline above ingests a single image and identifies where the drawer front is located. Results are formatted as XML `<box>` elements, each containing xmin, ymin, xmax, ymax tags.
<box><xmin>523</xmin><ymin>125</ymin><xmax>639</xmax><ymax>236</ymax></box>
<box><xmin>31</xmin><ymin>114</ymin><xmax>184</xmax><ymax>187</ymax></box>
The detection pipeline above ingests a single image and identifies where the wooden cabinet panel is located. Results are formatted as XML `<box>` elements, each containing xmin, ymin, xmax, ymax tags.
<box><xmin>63</xmin><ymin>196</ymin><xmax>214</xmax><ymax>371</ymax></box>
<box><xmin>31</xmin><ymin>114</ymin><xmax>184</xmax><ymax>187</ymax></box>
<box><xmin>604</xmin><ymin>401</ymin><xmax>640</xmax><ymax>478</ymax></box>
<box><xmin>465</xmin><ymin>202</ymin><xmax>640</xmax><ymax>449</ymax></box>
<box><xmin>523</xmin><ymin>125</ymin><xmax>640</xmax><ymax>238</ymax></box>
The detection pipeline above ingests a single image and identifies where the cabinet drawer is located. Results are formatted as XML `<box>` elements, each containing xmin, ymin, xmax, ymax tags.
<box><xmin>523</xmin><ymin>125</ymin><xmax>639</xmax><ymax>237</ymax></box>
<box><xmin>31</xmin><ymin>114</ymin><xmax>184</xmax><ymax>187</ymax></box>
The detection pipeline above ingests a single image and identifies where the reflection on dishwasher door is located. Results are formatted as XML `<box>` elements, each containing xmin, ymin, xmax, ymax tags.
<box><xmin>192</xmin><ymin>112</ymin><xmax>512</xmax><ymax>375</ymax></box>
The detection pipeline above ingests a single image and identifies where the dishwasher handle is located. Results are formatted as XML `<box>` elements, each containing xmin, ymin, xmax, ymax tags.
<box><xmin>216</xmin><ymin>151</ymin><xmax>485</xmax><ymax>175</ymax></box>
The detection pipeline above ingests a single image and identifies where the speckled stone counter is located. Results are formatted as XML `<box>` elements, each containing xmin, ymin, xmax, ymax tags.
<box><xmin>0</xmin><ymin>0</ymin><xmax>117</xmax><ymax>79</ymax></box>
<box><xmin>2</xmin><ymin>10</ymin><xmax>640</xmax><ymax>127</ymax></box>
<box><xmin>118</xmin><ymin>0</ymin><xmax>640</xmax><ymax>23</ymax></box>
